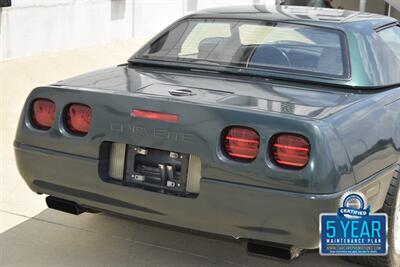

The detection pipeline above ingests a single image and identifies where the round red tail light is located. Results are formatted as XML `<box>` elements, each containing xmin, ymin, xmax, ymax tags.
<box><xmin>31</xmin><ymin>99</ymin><xmax>56</xmax><ymax>130</ymax></box>
<box><xmin>271</xmin><ymin>134</ymin><xmax>310</xmax><ymax>169</ymax></box>
<box><xmin>223</xmin><ymin>127</ymin><xmax>260</xmax><ymax>161</ymax></box>
<box><xmin>66</xmin><ymin>104</ymin><xmax>92</xmax><ymax>135</ymax></box>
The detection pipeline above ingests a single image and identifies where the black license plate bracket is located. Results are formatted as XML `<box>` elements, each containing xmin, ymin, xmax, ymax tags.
<box><xmin>124</xmin><ymin>145</ymin><xmax>190</xmax><ymax>194</ymax></box>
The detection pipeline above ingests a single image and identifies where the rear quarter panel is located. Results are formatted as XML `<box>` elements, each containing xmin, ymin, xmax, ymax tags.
<box><xmin>328</xmin><ymin>87</ymin><xmax>400</xmax><ymax>183</ymax></box>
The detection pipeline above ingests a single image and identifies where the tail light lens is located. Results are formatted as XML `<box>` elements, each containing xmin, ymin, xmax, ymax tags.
<box><xmin>271</xmin><ymin>134</ymin><xmax>310</xmax><ymax>169</ymax></box>
<box><xmin>31</xmin><ymin>99</ymin><xmax>56</xmax><ymax>130</ymax></box>
<box><xmin>66</xmin><ymin>104</ymin><xmax>92</xmax><ymax>135</ymax></box>
<box><xmin>223</xmin><ymin>127</ymin><xmax>260</xmax><ymax>161</ymax></box>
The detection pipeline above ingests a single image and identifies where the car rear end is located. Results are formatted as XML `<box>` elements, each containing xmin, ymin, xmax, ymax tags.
<box><xmin>13</xmin><ymin>73</ymin><xmax>392</xmax><ymax>254</ymax></box>
<box><xmin>13</xmin><ymin>12</ymin><xmax>400</xmax><ymax>259</ymax></box>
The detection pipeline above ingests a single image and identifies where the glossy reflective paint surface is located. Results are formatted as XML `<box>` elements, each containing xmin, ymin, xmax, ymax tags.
<box><xmin>55</xmin><ymin>66</ymin><xmax>368</xmax><ymax>120</ymax></box>
<box><xmin>7</xmin><ymin>63</ymin><xmax>392</xmax><ymax>194</ymax></box>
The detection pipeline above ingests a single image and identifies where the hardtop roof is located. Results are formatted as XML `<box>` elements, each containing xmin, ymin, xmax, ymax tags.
<box><xmin>189</xmin><ymin>5</ymin><xmax>396</xmax><ymax>29</ymax></box>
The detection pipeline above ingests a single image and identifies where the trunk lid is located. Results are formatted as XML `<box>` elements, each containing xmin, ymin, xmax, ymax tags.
<box><xmin>54</xmin><ymin>65</ymin><xmax>368</xmax><ymax>120</ymax></box>
<box><xmin>18</xmin><ymin>65</ymin><xmax>367</xmax><ymax>193</ymax></box>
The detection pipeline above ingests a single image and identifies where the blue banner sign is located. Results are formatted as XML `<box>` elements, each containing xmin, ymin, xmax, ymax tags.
<box><xmin>320</xmin><ymin>192</ymin><xmax>388</xmax><ymax>256</ymax></box>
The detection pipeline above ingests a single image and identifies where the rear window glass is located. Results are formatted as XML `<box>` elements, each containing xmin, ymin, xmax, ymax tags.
<box><xmin>378</xmin><ymin>26</ymin><xmax>400</xmax><ymax>60</ymax></box>
<box><xmin>136</xmin><ymin>19</ymin><xmax>348</xmax><ymax>78</ymax></box>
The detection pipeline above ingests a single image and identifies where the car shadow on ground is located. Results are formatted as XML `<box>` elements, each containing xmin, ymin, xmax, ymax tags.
<box><xmin>0</xmin><ymin>209</ymin><xmax>357</xmax><ymax>266</ymax></box>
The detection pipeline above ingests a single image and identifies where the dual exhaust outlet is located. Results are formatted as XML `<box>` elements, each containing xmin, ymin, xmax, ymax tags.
<box><xmin>45</xmin><ymin>196</ymin><xmax>301</xmax><ymax>261</ymax></box>
<box><xmin>247</xmin><ymin>240</ymin><xmax>302</xmax><ymax>261</ymax></box>
<box><xmin>45</xmin><ymin>196</ymin><xmax>84</xmax><ymax>215</ymax></box>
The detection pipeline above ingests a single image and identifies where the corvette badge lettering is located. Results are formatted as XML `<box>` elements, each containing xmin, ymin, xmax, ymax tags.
<box><xmin>110</xmin><ymin>122</ymin><xmax>194</xmax><ymax>143</ymax></box>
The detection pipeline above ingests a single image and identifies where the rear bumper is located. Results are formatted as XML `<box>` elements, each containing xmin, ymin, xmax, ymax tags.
<box><xmin>14</xmin><ymin>141</ymin><xmax>394</xmax><ymax>249</ymax></box>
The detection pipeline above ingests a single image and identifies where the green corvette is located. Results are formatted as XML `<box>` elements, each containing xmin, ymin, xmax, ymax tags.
<box><xmin>14</xmin><ymin>5</ymin><xmax>400</xmax><ymax>267</ymax></box>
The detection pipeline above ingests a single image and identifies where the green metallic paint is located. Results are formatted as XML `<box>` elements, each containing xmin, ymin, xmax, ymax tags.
<box><xmin>13</xmin><ymin>5</ymin><xmax>400</xmax><ymax>250</ymax></box>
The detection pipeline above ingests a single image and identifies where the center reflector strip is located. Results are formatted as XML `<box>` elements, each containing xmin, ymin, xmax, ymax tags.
<box><xmin>131</xmin><ymin>109</ymin><xmax>179</xmax><ymax>123</ymax></box>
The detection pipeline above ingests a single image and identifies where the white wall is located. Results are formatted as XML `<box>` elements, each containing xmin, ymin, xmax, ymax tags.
<box><xmin>0</xmin><ymin>0</ymin><xmax>135</xmax><ymax>59</ymax></box>
<box><xmin>0</xmin><ymin>0</ymin><xmax>264</xmax><ymax>60</ymax></box>
<box><xmin>133</xmin><ymin>0</ymin><xmax>185</xmax><ymax>37</ymax></box>
<box><xmin>133</xmin><ymin>0</ymin><xmax>262</xmax><ymax>37</ymax></box>
<box><xmin>197</xmin><ymin>0</ymin><xmax>254</xmax><ymax>9</ymax></box>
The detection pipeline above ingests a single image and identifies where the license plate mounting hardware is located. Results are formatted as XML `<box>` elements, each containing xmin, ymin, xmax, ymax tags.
<box><xmin>135</xmin><ymin>147</ymin><xmax>148</xmax><ymax>155</ymax></box>
<box><xmin>124</xmin><ymin>145</ymin><xmax>190</xmax><ymax>195</ymax></box>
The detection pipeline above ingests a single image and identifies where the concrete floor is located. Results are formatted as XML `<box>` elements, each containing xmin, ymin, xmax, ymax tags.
<box><xmin>0</xmin><ymin>40</ymin><xmax>357</xmax><ymax>266</ymax></box>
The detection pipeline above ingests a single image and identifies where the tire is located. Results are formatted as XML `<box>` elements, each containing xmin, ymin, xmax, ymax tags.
<box><xmin>343</xmin><ymin>166</ymin><xmax>400</xmax><ymax>267</ymax></box>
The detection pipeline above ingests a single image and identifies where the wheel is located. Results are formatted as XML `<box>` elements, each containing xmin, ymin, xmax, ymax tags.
<box><xmin>343</xmin><ymin>166</ymin><xmax>400</xmax><ymax>267</ymax></box>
